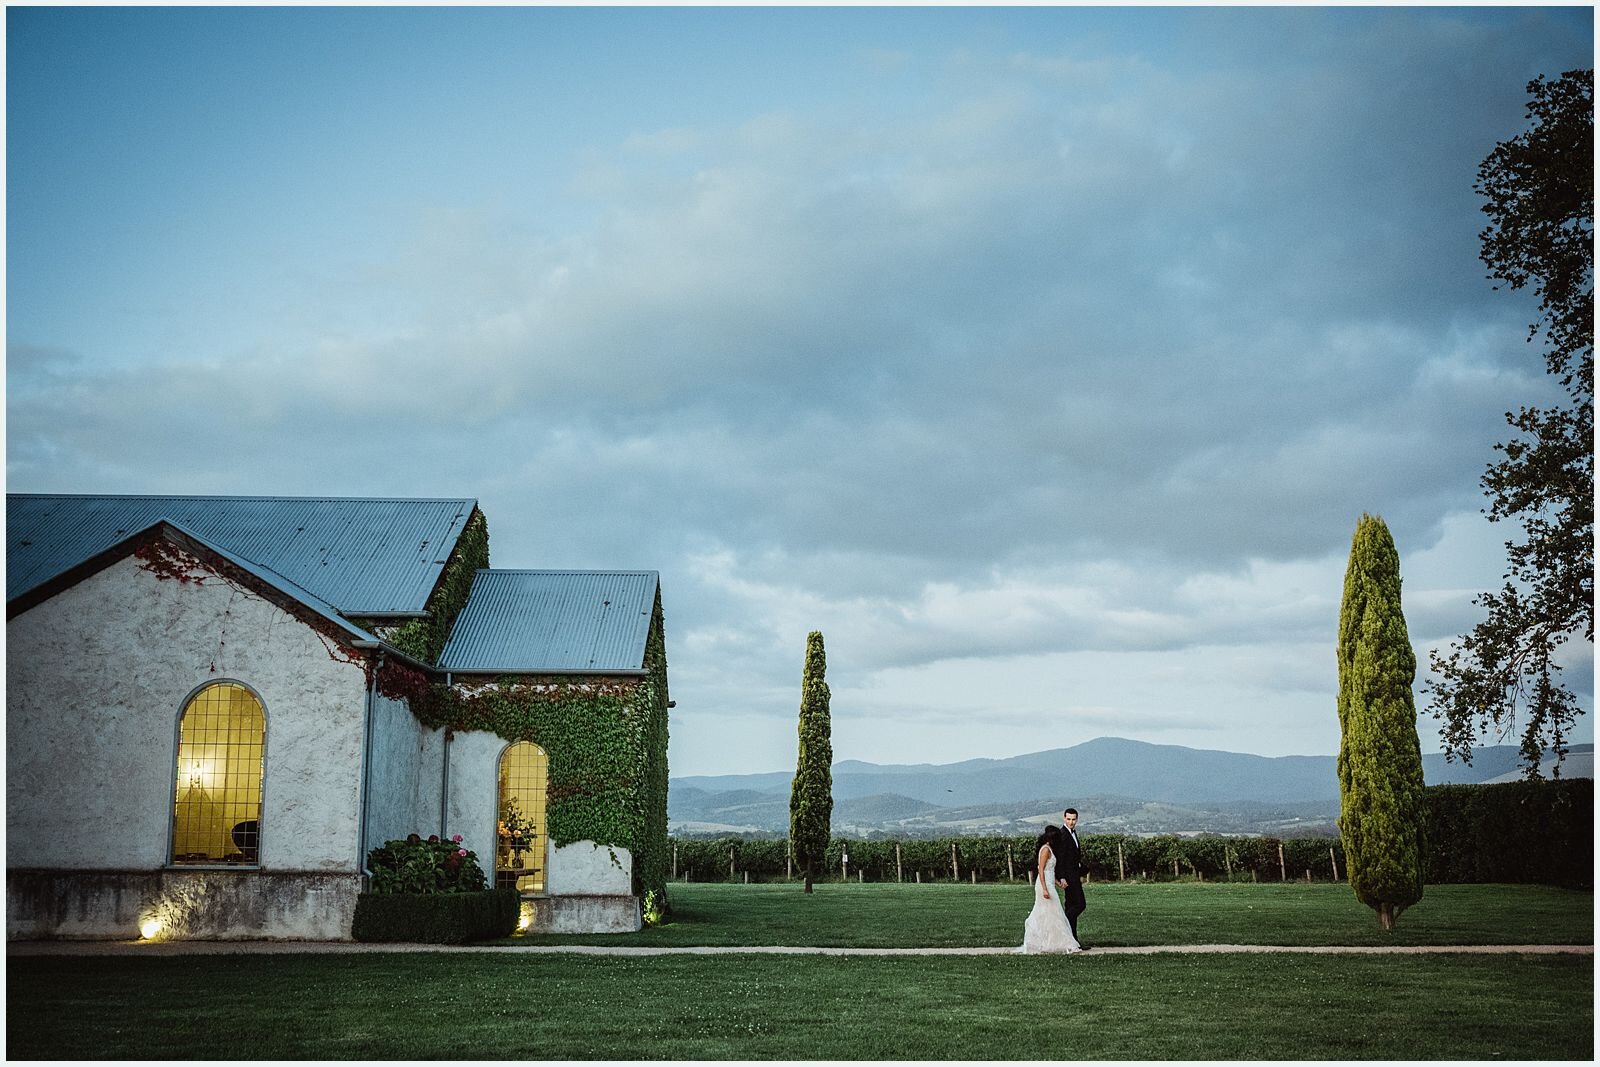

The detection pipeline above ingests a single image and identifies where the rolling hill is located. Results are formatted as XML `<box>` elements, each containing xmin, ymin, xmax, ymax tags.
<box><xmin>668</xmin><ymin>736</ymin><xmax>1591</xmax><ymax>837</ymax></box>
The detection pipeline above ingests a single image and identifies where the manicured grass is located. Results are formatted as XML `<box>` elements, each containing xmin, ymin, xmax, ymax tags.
<box><xmin>511</xmin><ymin>881</ymin><xmax>1593</xmax><ymax>948</ymax></box>
<box><xmin>7</xmin><ymin>951</ymin><xmax>1591</xmax><ymax>1059</ymax></box>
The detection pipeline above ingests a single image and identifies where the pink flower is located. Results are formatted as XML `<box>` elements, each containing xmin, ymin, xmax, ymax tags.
<box><xmin>457</xmin><ymin>849</ymin><xmax>467</xmax><ymax>857</ymax></box>
<box><xmin>451</xmin><ymin>834</ymin><xmax>463</xmax><ymax>843</ymax></box>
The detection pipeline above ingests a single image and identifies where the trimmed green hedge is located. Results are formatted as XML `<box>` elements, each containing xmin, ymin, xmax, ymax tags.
<box><xmin>1425</xmin><ymin>778</ymin><xmax>1592</xmax><ymax>888</ymax></box>
<box><xmin>351</xmin><ymin>887</ymin><xmax>521</xmax><ymax>944</ymax></box>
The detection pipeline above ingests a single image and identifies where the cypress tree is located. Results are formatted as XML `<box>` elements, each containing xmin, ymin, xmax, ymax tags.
<box><xmin>789</xmin><ymin>631</ymin><xmax>833</xmax><ymax>894</ymax></box>
<box><xmin>1337</xmin><ymin>514</ymin><xmax>1427</xmax><ymax>929</ymax></box>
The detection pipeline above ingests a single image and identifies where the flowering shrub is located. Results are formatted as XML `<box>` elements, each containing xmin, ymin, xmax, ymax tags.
<box><xmin>367</xmin><ymin>834</ymin><xmax>487</xmax><ymax>895</ymax></box>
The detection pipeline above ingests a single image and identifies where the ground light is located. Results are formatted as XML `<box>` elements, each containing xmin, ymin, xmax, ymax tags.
<box><xmin>139</xmin><ymin>918</ymin><xmax>163</xmax><ymax>939</ymax></box>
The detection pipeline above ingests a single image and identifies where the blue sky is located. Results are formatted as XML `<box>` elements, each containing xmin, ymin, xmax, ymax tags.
<box><xmin>7</xmin><ymin>6</ymin><xmax>1593</xmax><ymax>776</ymax></box>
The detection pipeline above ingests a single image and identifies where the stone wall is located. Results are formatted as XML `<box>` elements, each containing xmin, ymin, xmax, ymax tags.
<box><xmin>362</xmin><ymin>692</ymin><xmax>446</xmax><ymax>854</ymax></box>
<box><xmin>443</xmin><ymin>729</ymin><xmax>503</xmax><ymax>863</ymax></box>
<box><xmin>7</xmin><ymin>552</ymin><xmax>370</xmax><ymax>938</ymax></box>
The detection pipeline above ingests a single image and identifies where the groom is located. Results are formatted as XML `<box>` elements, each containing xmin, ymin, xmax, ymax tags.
<box><xmin>1054</xmin><ymin>807</ymin><xmax>1089</xmax><ymax>947</ymax></box>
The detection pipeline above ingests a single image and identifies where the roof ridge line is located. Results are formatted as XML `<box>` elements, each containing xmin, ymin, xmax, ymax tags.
<box><xmin>6</xmin><ymin>493</ymin><xmax>477</xmax><ymax>503</ymax></box>
<box><xmin>474</xmin><ymin>568</ymin><xmax>658</xmax><ymax>575</ymax></box>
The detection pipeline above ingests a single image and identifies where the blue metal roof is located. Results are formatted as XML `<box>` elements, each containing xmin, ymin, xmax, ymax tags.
<box><xmin>7</xmin><ymin>495</ymin><xmax>477</xmax><ymax>614</ymax></box>
<box><xmin>438</xmin><ymin>570</ymin><xmax>659</xmax><ymax>674</ymax></box>
<box><xmin>153</xmin><ymin>519</ymin><xmax>377</xmax><ymax>643</ymax></box>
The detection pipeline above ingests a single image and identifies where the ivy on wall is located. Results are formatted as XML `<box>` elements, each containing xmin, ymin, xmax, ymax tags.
<box><xmin>401</xmin><ymin>591</ymin><xmax>672</xmax><ymax>918</ymax></box>
<box><xmin>355</xmin><ymin>507</ymin><xmax>489</xmax><ymax>665</ymax></box>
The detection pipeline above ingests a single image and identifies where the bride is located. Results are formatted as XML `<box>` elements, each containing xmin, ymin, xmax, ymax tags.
<box><xmin>1016</xmin><ymin>825</ymin><xmax>1082</xmax><ymax>954</ymax></box>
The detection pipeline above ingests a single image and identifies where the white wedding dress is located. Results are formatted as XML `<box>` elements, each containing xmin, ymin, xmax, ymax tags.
<box><xmin>1016</xmin><ymin>847</ymin><xmax>1082</xmax><ymax>954</ymax></box>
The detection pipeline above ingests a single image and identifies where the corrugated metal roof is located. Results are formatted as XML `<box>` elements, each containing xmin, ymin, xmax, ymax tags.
<box><xmin>7</xmin><ymin>495</ymin><xmax>477</xmax><ymax>613</ymax></box>
<box><xmin>438</xmin><ymin>570</ymin><xmax>658</xmax><ymax>674</ymax></box>
<box><xmin>156</xmin><ymin>519</ymin><xmax>378</xmax><ymax>643</ymax></box>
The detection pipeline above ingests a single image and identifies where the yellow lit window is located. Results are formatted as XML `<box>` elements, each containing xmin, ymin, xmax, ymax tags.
<box><xmin>497</xmin><ymin>742</ymin><xmax>548</xmax><ymax>892</ymax></box>
<box><xmin>171</xmin><ymin>682</ymin><xmax>265</xmax><ymax>866</ymax></box>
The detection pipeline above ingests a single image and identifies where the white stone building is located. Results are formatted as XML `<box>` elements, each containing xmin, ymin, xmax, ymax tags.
<box><xmin>7</xmin><ymin>496</ymin><xmax>670</xmax><ymax>940</ymax></box>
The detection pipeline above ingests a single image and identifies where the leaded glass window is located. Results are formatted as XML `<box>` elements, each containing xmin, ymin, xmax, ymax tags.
<box><xmin>497</xmin><ymin>741</ymin><xmax>548</xmax><ymax>892</ymax></box>
<box><xmin>171</xmin><ymin>682</ymin><xmax>265</xmax><ymax>865</ymax></box>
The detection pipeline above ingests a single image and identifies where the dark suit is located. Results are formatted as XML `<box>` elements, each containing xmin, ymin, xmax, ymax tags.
<box><xmin>1054</xmin><ymin>824</ymin><xmax>1087</xmax><ymax>939</ymax></box>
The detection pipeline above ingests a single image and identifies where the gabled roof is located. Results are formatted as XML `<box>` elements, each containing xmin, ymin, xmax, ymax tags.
<box><xmin>7</xmin><ymin>495</ymin><xmax>477</xmax><ymax>614</ymax></box>
<box><xmin>438</xmin><ymin>570</ymin><xmax>658</xmax><ymax>675</ymax></box>
<box><xmin>7</xmin><ymin>518</ymin><xmax>376</xmax><ymax>646</ymax></box>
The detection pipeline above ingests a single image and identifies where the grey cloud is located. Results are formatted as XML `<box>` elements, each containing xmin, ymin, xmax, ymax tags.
<box><xmin>8</xmin><ymin>10</ymin><xmax>1590</xmax><ymax>761</ymax></box>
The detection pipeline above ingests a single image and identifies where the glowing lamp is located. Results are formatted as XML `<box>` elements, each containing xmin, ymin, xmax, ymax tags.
<box><xmin>139</xmin><ymin>918</ymin><xmax>163</xmax><ymax>939</ymax></box>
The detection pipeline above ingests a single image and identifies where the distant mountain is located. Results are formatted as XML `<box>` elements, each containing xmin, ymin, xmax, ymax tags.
<box><xmin>668</xmin><ymin>736</ymin><xmax>1592</xmax><ymax>837</ymax></box>
<box><xmin>1482</xmin><ymin>750</ymin><xmax>1594</xmax><ymax>784</ymax></box>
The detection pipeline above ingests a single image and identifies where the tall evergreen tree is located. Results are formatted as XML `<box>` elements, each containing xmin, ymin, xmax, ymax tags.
<box><xmin>789</xmin><ymin>631</ymin><xmax>833</xmax><ymax>894</ymax></box>
<box><xmin>1338</xmin><ymin>515</ymin><xmax>1427</xmax><ymax>930</ymax></box>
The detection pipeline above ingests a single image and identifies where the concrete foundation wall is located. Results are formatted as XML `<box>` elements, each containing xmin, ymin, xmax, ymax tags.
<box><xmin>7</xmin><ymin>869</ymin><xmax>360</xmax><ymax>941</ymax></box>
<box><xmin>525</xmin><ymin>893</ymin><xmax>641</xmax><ymax>934</ymax></box>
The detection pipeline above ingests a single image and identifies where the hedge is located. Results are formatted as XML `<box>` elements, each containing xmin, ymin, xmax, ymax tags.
<box><xmin>668</xmin><ymin>779</ymin><xmax>1593</xmax><ymax>889</ymax></box>
<box><xmin>351</xmin><ymin>887</ymin><xmax>522</xmax><ymax>944</ymax></box>
<box><xmin>1425</xmin><ymin>777</ymin><xmax>1591</xmax><ymax>888</ymax></box>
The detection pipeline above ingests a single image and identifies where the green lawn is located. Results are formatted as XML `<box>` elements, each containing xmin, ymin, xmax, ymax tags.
<box><xmin>511</xmin><ymin>880</ymin><xmax>1593</xmax><ymax>947</ymax></box>
<box><xmin>9</xmin><ymin>883</ymin><xmax>1592</xmax><ymax>1059</ymax></box>
<box><xmin>8</xmin><ymin>951</ymin><xmax>1591</xmax><ymax>1059</ymax></box>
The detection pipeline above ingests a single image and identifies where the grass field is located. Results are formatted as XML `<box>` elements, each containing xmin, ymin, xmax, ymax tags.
<box><xmin>8</xmin><ymin>882</ymin><xmax>1592</xmax><ymax>1060</ymax></box>
<box><xmin>511</xmin><ymin>880</ymin><xmax>1594</xmax><ymax>947</ymax></box>
<box><xmin>8</xmin><ymin>951</ymin><xmax>1591</xmax><ymax>1059</ymax></box>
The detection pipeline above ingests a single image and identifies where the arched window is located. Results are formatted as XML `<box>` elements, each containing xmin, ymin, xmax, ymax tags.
<box><xmin>497</xmin><ymin>741</ymin><xmax>548</xmax><ymax>892</ymax></box>
<box><xmin>171</xmin><ymin>681</ymin><xmax>265</xmax><ymax>866</ymax></box>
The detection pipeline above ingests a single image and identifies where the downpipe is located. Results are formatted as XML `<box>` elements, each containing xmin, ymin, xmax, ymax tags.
<box><xmin>357</xmin><ymin>650</ymin><xmax>384</xmax><ymax>882</ymax></box>
<box><xmin>439</xmin><ymin>672</ymin><xmax>452</xmax><ymax>838</ymax></box>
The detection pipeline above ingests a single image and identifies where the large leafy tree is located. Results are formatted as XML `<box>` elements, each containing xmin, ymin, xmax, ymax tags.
<box><xmin>1427</xmin><ymin>69</ymin><xmax>1594</xmax><ymax>776</ymax></box>
<box><xmin>1338</xmin><ymin>515</ymin><xmax>1427</xmax><ymax>931</ymax></box>
<box><xmin>789</xmin><ymin>630</ymin><xmax>833</xmax><ymax>893</ymax></box>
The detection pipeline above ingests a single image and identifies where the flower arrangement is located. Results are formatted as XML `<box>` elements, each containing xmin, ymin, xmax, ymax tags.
<box><xmin>367</xmin><ymin>833</ymin><xmax>487</xmax><ymax>895</ymax></box>
<box><xmin>499</xmin><ymin>799</ymin><xmax>536</xmax><ymax>862</ymax></box>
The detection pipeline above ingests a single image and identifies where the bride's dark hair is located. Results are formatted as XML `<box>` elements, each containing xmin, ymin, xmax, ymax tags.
<box><xmin>1035</xmin><ymin>824</ymin><xmax>1060</xmax><ymax>856</ymax></box>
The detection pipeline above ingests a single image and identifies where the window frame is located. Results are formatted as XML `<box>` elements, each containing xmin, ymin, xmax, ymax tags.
<box><xmin>165</xmin><ymin>678</ymin><xmax>270</xmax><ymax>871</ymax></box>
<box><xmin>495</xmin><ymin>740</ymin><xmax>549</xmax><ymax>893</ymax></box>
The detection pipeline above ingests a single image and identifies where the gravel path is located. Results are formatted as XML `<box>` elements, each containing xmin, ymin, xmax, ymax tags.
<box><xmin>8</xmin><ymin>940</ymin><xmax>1592</xmax><ymax>958</ymax></box>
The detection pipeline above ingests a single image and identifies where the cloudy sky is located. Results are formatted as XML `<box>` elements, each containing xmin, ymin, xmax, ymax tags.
<box><xmin>8</xmin><ymin>6</ymin><xmax>1593</xmax><ymax>776</ymax></box>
